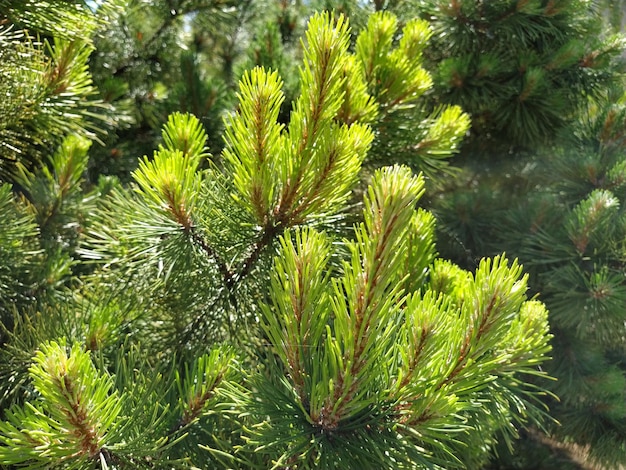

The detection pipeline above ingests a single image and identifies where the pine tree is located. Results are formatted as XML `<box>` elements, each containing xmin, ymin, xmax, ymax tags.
<box><xmin>0</xmin><ymin>0</ymin><xmax>118</xmax><ymax>182</ymax></box>
<box><xmin>0</xmin><ymin>1</ymin><xmax>120</xmax><ymax>334</ymax></box>
<box><xmin>86</xmin><ymin>0</ymin><xmax>269</xmax><ymax>180</ymax></box>
<box><xmin>416</xmin><ymin>1</ymin><xmax>626</xmax><ymax>467</ymax></box>
<box><xmin>0</xmin><ymin>12</ymin><xmax>552</xmax><ymax>469</ymax></box>
<box><xmin>420</xmin><ymin>0</ymin><xmax>624</xmax><ymax>152</ymax></box>
<box><xmin>86</xmin><ymin>1</ymin><xmax>471</xmax><ymax>183</ymax></box>
<box><xmin>478</xmin><ymin>98</ymin><xmax>626</xmax><ymax>468</ymax></box>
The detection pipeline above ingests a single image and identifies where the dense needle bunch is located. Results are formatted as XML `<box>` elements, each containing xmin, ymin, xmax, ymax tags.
<box><xmin>421</xmin><ymin>0</ymin><xmax>623</xmax><ymax>151</ymax></box>
<box><xmin>0</xmin><ymin>9</ymin><xmax>553</xmax><ymax>470</ymax></box>
<box><xmin>0</xmin><ymin>1</ymin><xmax>117</xmax><ymax>181</ymax></box>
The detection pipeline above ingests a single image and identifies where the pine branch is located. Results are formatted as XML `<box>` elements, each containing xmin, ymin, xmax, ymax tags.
<box><xmin>0</xmin><ymin>341</ymin><xmax>121</xmax><ymax>466</ymax></box>
<box><xmin>171</xmin><ymin>346</ymin><xmax>236</xmax><ymax>432</ymax></box>
<box><xmin>251</xmin><ymin>166</ymin><xmax>552</xmax><ymax>468</ymax></box>
<box><xmin>188</xmin><ymin>226</ymin><xmax>232</xmax><ymax>283</ymax></box>
<box><xmin>233</xmin><ymin>220</ymin><xmax>282</xmax><ymax>285</ymax></box>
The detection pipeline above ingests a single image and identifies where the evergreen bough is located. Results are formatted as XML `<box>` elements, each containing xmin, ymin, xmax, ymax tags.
<box><xmin>419</xmin><ymin>2</ymin><xmax>626</xmax><ymax>465</ymax></box>
<box><xmin>486</xmin><ymin>100</ymin><xmax>626</xmax><ymax>467</ymax></box>
<box><xmin>421</xmin><ymin>0</ymin><xmax>624</xmax><ymax>151</ymax></box>
<box><xmin>0</xmin><ymin>1</ymin><xmax>118</xmax><ymax>181</ymax></box>
<box><xmin>1</xmin><ymin>11</ymin><xmax>552</xmax><ymax>469</ymax></box>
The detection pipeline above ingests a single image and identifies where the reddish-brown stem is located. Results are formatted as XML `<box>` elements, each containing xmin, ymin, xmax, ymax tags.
<box><xmin>54</xmin><ymin>373</ymin><xmax>101</xmax><ymax>458</ymax></box>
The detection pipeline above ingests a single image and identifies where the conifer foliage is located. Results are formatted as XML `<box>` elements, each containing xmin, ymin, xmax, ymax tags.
<box><xmin>355</xmin><ymin>11</ymin><xmax>470</xmax><ymax>177</ymax></box>
<box><xmin>0</xmin><ymin>9</ymin><xmax>553</xmax><ymax>470</ymax></box>
<box><xmin>247</xmin><ymin>166</ymin><xmax>551</xmax><ymax>469</ymax></box>
<box><xmin>421</xmin><ymin>0</ymin><xmax>623</xmax><ymax>151</ymax></box>
<box><xmin>0</xmin><ymin>1</ymin><xmax>117</xmax><ymax>181</ymax></box>
<box><xmin>417</xmin><ymin>2</ymin><xmax>626</xmax><ymax>466</ymax></box>
<box><xmin>485</xmin><ymin>100</ymin><xmax>626</xmax><ymax>467</ymax></box>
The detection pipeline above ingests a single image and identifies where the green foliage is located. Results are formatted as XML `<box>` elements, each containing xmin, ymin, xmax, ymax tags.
<box><xmin>168</xmin><ymin>52</ymin><xmax>232</xmax><ymax>157</ymax></box>
<box><xmin>0</xmin><ymin>185</ymin><xmax>40</xmax><ymax>318</ymax></box>
<box><xmin>421</xmin><ymin>0</ymin><xmax>624</xmax><ymax>151</ymax></box>
<box><xmin>353</xmin><ymin>2</ymin><xmax>626</xmax><ymax>466</ymax></box>
<box><xmin>0</xmin><ymin>163</ymin><xmax>552</xmax><ymax>468</ymax></box>
<box><xmin>0</xmin><ymin>1</ymin><xmax>119</xmax><ymax>41</ymax></box>
<box><xmin>243</xmin><ymin>166</ymin><xmax>551</xmax><ymax>469</ymax></box>
<box><xmin>81</xmin><ymin>9</ymin><xmax>471</xmax><ymax>353</ymax></box>
<box><xmin>357</xmin><ymin>12</ymin><xmax>432</xmax><ymax>109</ymax></box>
<box><xmin>0</xmin><ymin>133</ymin><xmax>100</xmax><ymax>333</ymax></box>
<box><xmin>441</xmin><ymin>98</ymin><xmax>626</xmax><ymax>467</ymax></box>
<box><xmin>0</xmin><ymin>7</ymin><xmax>555</xmax><ymax>470</ymax></box>
<box><xmin>0</xmin><ymin>3</ymin><xmax>116</xmax><ymax>182</ymax></box>
<box><xmin>81</xmin><ymin>13</ymin><xmax>381</xmax><ymax>355</ymax></box>
<box><xmin>86</xmin><ymin>0</ymin><xmax>251</xmax><ymax>179</ymax></box>
<box><xmin>355</xmin><ymin>11</ymin><xmax>470</xmax><ymax>178</ymax></box>
<box><xmin>0</xmin><ymin>336</ymin><xmax>239</xmax><ymax>468</ymax></box>
<box><xmin>16</xmin><ymin>135</ymin><xmax>92</xmax><ymax>246</ymax></box>
<box><xmin>0</xmin><ymin>340</ymin><xmax>122</xmax><ymax>466</ymax></box>
<box><xmin>87</xmin><ymin>3</ymin><xmax>470</xmax><ymax>183</ymax></box>
<box><xmin>597</xmin><ymin>0</ymin><xmax>626</xmax><ymax>33</ymax></box>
